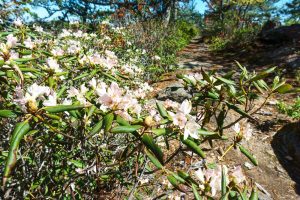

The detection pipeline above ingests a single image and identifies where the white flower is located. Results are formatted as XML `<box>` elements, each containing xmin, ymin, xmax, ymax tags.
<box><xmin>13</xmin><ymin>18</ymin><xmax>23</xmax><ymax>27</ymax></box>
<box><xmin>231</xmin><ymin>166</ymin><xmax>246</xmax><ymax>184</ymax></box>
<box><xmin>183</xmin><ymin>119</ymin><xmax>200</xmax><ymax>140</ymax></box>
<box><xmin>179</xmin><ymin>99</ymin><xmax>192</xmax><ymax>115</ymax></box>
<box><xmin>26</xmin><ymin>83</ymin><xmax>50</xmax><ymax>101</ymax></box>
<box><xmin>153</xmin><ymin>55</ymin><xmax>161</xmax><ymax>61</ymax></box>
<box><xmin>62</xmin><ymin>98</ymin><xmax>72</xmax><ymax>105</ymax></box>
<box><xmin>43</xmin><ymin>93</ymin><xmax>57</xmax><ymax>106</ymax></box>
<box><xmin>89</xmin><ymin>78</ymin><xmax>97</xmax><ymax>89</ymax></box>
<box><xmin>24</xmin><ymin>37</ymin><xmax>34</xmax><ymax>49</ymax></box>
<box><xmin>244</xmin><ymin>123</ymin><xmax>253</xmax><ymax>141</ymax></box>
<box><xmin>195</xmin><ymin>168</ymin><xmax>205</xmax><ymax>183</ymax></box>
<box><xmin>6</xmin><ymin>34</ymin><xmax>18</xmax><ymax>48</ymax></box>
<box><xmin>168</xmin><ymin>111</ymin><xmax>187</xmax><ymax>129</ymax></box>
<box><xmin>46</xmin><ymin>58</ymin><xmax>62</xmax><ymax>72</ymax></box>
<box><xmin>232</xmin><ymin>123</ymin><xmax>240</xmax><ymax>133</ymax></box>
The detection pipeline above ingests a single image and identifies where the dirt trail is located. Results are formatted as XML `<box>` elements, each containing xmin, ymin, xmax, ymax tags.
<box><xmin>152</xmin><ymin>38</ymin><xmax>300</xmax><ymax>199</ymax></box>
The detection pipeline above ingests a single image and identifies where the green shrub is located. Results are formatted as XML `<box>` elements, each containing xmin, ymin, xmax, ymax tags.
<box><xmin>277</xmin><ymin>97</ymin><xmax>300</xmax><ymax>119</ymax></box>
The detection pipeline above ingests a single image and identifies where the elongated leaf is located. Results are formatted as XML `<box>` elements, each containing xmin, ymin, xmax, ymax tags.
<box><xmin>274</xmin><ymin>83</ymin><xmax>293</xmax><ymax>94</ymax></box>
<box><xmin>239</xmin><ymin>145</ymin><xmax>258</xmax><ymax>166</ymax></box>
<box><xmin>192</xmin><ymin>183</ymin><xmax>202</xmax><ymax>200</ymax></box>
<box><xmin>167</xmin><ymin>175</ymin><xmax>179</xmax><ymax>187</ymax></box>
<box><xmin>3</xmin><ymin>121</ymin><xmax>31</xmax><ymax>187</ymax></box>
<box><xmin>89</xmin><ymin>120</ymin><xmax>103</xmax><ymax>136</ymax></box>
<box><xmin>142</xmin><ymin>134</ymin><xmax>164</xmax><ymax>163</ymax></box>
<box><xmin>13</xmin><ymin>57</ymin><xmax>36</xmax><ymax>63</ymax></box>
<box><xmin>216</xmin><ymin>77</ymin><xmax>236</xmax><ymax>85</ymax></box>
<box><xmin>177</xmin><ymin>170</ymin><xmax>198</xmax><ymax>185</ymax></box>
<box><xmin>201</xmin><ymin>68</ymin><xmax>212</xmax><ymax>84</ymax></box>
<box><xmin>171</xmin><ymin>172</ymin><xmax>186</xmax><ymax>184</ymax></box>
<box><xmin>116</xmin><ymin>115</ymin><xmax>130</xmax><ymax>126</ymax></box>
<box><xmin>222</xmin><ymin>166</ymin><xmax>227</xmax><ymax>196</ymax></box>
<box><xmin>249</xmin><ymin>187</ymin><xmax>258</xmax><ymax>200</ymax></box>
<box><xmin>249</xmin><ymin>67</ymin><xmax>276</xmax><ymax>82</ymax></box>
<box><xmin>145</xmin><ymin>149</ymin><xmax>163</xmax><ymax>169</ymax></box>
<box><xmin>0</xmin><ymin>110</ymin><xmax>17</xmax><ymax>118</ymax></box>
<box><xmin>156</xmin><ymin>101</ymin><xmax>168</xmax><ymax>118</ymax></box>
<box><xmin>103</xmin><ymin>113</ymin><xmax>114</xmax><ymax>132</ymax></box>
<box><xmin>44</xmin><ymin>105</ymin><xmax>85</xmax><ymax>113</ymax></box>
<box><xmin>180</xmin><ymin>137</ymin><xmax>206</xmax><ymax>158</ymax></box>
<box><xmin>226</xmin><ymin>102</ymin><xmax>255</xmax><ymax>121</ymax></box>
<box><xmin>198</xmin><ymin>129</ymin><xmax>217</xmax><ymax>136</ymax></box>
<box><xmin>111</xmin><ymin>125</ymin><xmax>142</xmax><ymax>133</ymax></box>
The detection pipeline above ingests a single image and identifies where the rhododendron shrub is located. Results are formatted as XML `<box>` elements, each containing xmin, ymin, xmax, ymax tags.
<box><xmin>0</xmin><ymin>20</ymin><xmax>296</xmax><ymax>199</ymax></box>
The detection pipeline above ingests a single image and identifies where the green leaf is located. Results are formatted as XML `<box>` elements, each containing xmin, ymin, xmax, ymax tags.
<box><xmin>0</xmin><ymin>110</ymin><xmax>17</xmax><ymax>118</ymax></box>
<box><xmin>44</xmin><ymin>105</ymin><xmax>85</xmax><ymax>113</ymax></box>
<box><xmin>152</xmin><ymin>128</ymin><xmax>172</xmax><ymax>136</ymax></box>
<box><xmin>249</xmin><ymin>187</ymin><xmax>258</xmax><ymax>200</ymax></box>
<box><xmin>198</xmin><ymin>129</ymin><xmax>217</xmax><ymax>136</ymax></box>
<box><xmin>89</xmin><ymin>120</ymin><xmax>103</xmax><ymax>136</ymax></box>
<box><xmin>111</xmin><ymin>125</ymin><xmax>142</xmax><ymax>133</ymax></box>
<box><xmin>145</xmin><ymin>150</ymin><xmax>163</xmax><ymax>169</ymax></box>
<box><xmin>274</xmin><ymin>83</ymin><xmax>293</xmax><ymax>94</ymax></box>
<box><xmin>249</xmin><ymin>67</ymin><xmax>276</xmax><ymax>82</ymax></box>
<box><xmin>192</xmin><ymin>183</ymin><xmax>202</xmax><ymax>200</ymax></box>
<box><xmin>226</xmin><ymin>102</ymin><xmax>255</xmax><ymax>121</ymax></box>
<box><xmin>103</xmin><ymin>113</ymin><xmax>114</xmax><ymax>132</ymax></box>
<box><xmin>201</xmin><ymin>68</ymin><xmax>212</xmax><ymax>84</ymax></box>
<box><xmin>3</xmin><ymin>121</ymin><xmax>31</xmax><ymax>187</ymax></box>
<box><xmin>142</xmin><ymin>134</ymin><xmax>164</xmax><ymax>164</ymax></box>
<box><xmin>221</xmin><ymin>166</ymin><xmax>227</xmax><ymax>196</ymax></box>
<box><xmin>180</xmin><ymin>137</ymin><xmax>206</xmax><ymax>158</ymax></box>
<box><xmin>13</xmin><ymin>57</ymin><xmax>36</xmax><ymax>63</ymax></box>
<box><xmin>167</xmin><ymin>175</ymin><xmax>179</xmax><ymax>187</ymax></box>
<box><xmin>116</xmin><ymin>115</ymin><xmax>130</xmax><ymax>126</ymax></box>
<box><xmin>156</xmin><ymin>101</ymin><xmax>168</xmax><ymax>118</ymax></box>
<box><xmin>216</xmin><ymin>77</ymin><xmax>236</xmax><ymax>85</ymax></box>
<box><xmin>239</xmin><ymin>145</ymin><xmax>258</xmax><ymax>166</ymax></box>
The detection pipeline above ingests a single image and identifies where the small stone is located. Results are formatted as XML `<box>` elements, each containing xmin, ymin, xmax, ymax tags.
<box><xmin>244</xmin><ymin>162</ymin><xmax>254</xmax><ymax>170</ymax></box>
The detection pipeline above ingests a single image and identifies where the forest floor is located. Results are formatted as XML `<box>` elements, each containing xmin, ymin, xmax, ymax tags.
<box><xmin>151</xmin><ymin>37</ymin><xmax>300</xmax><ymax>199</ymax></box>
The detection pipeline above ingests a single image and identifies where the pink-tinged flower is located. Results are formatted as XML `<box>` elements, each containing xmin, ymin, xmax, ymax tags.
<box><xmin>43</xmin><ymin>92</ymin><xmax>57</xmax><ymax>106</ymax></box>
<box><xmin>195</xmin><ymin>165</ymin><xmax>228</xmax><ymax>197</ymax></box>
<box><xmin>26</xmin><ymin>83</ymin><xmax>51</xmax><ymax>101</ymax></box>
<box><xmin>62</xmin><ymin>98</ymin><xmax>72</xmax><ymax>105</ymax></box>
<box><xmin>51</xmin><ymin>48</ymin><xmax>64</xmax><ymax>56</ymax></box>
<box><xmin>67</xmin><ymin>85</ymin><xmax>89</xmax><ymax>105</ymax></box>
<box><xmin>13</xmin><ymin>18</ymin><xmax>23</xmax><ymax>27</ymax></box>
<box><xmin>168</xmin><ymin>111</ymin><xmax>187</xmax><ymax>129</ymax></box>
<box><xmin>6</xmin><ymin>34</ymin><xmax>18</xmax><ymax>48</ymax></box>
<box><xmin>24</xmin><ymin>38</ymin><xmax>34</xmax><ymax>49</ymax></box>
<box><xmin>164</xmin><ymin>99</ymin><xmax>179</xmax><ymax>109</ymax></box>
<box><xmin>46</xmin><ymin>57</ymin><xmax>62</xmax><ymax>72</ymax></box>
<box><xmin>98</xmin><ymin>82</ymin><xmax>123</xmax><ymax>109</ymax></box>
<box><xmin>89</xmin><ymin>78</ymin><xmax>97</xmax><ymax>89</ymax></box>
<box><xmin>115</xmin><ymin>110</ymin><xmax>133</xmax><ymax>121</ymax></box>
<box><xmin>183</xmin><ymin>120</ymin><xmax>200</xmax><ymax>140</ymax></box>
<box><xmin>179</xmin><ymin>99</ymin><xmax>192</xmax><ymax>115</ymax></box>
<box><xmin>230</xmin><ymin>166</ymin><xmax>246</xmax><ymax>184</ymax></box>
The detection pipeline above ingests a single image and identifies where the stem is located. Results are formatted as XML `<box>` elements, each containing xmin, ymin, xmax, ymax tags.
<box><xmin>219</xmin><ymin>143</ymin><xmax>234</xmax><ymax>160</ymax></box>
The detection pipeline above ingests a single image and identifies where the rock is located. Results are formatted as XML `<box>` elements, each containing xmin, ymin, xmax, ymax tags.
<box><xmin>271</xmin><ymin>122</ymin><xmax>300</xmax><ymax>184</ymax></box>
<box><xmin>260</xmin><ymin>24</ymin><xmax>300</xmax><ymax>44</ymax></box>
<box><xmin>156</xmin><ymin>82</ymin><xmax>192</xmax><ymax>102</ymax></box>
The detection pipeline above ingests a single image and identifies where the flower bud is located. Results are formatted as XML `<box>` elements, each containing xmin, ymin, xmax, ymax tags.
<box><xmin>27</xmin><ymin>100</ymin><xmax>38</xmax><ymax>113</ymax></box>
<box><xmin>144</xmin><ymin>116</ymin><xmax>154</xmax><ymax>127</ymax></box>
